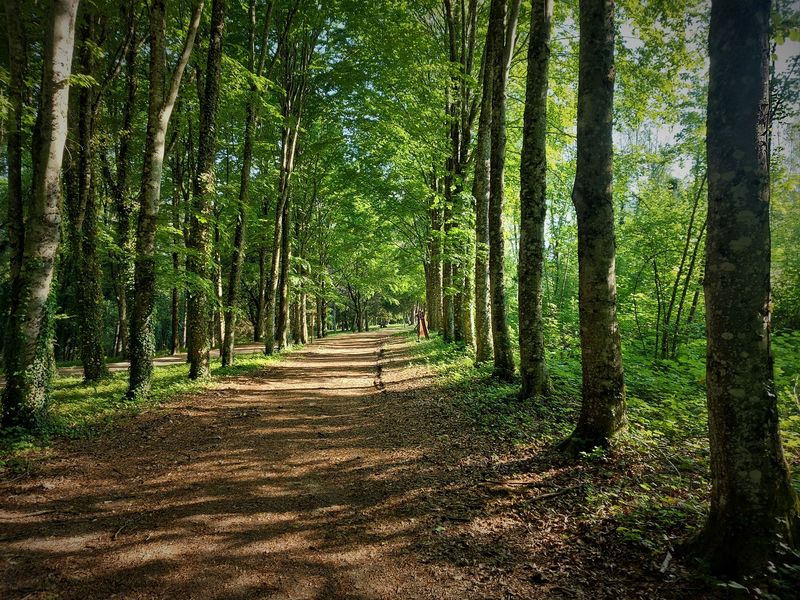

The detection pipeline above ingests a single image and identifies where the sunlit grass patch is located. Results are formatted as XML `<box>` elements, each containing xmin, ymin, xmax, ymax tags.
<box><xmin>0</xmin><ymin>348</ymin><xmax>288</xmax><ymax>467</ymax></box>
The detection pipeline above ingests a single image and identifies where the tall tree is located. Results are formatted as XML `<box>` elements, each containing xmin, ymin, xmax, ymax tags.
<box><xmin>221</xmin><ymin>0</ymin><xmax>275</xmax><ymax>367</ymax></box>
<box><xmin>701</xmin><ymin>0</ymin><xmax>799</xmax><ymax>577</ymax></box>
<box><xmin>65</xmin><ymin>9</ymin><xmax>107</xmax><ymax>383</ymax></box>
<box><xmin>561</xmin><ymin>0</ymin><xmax>626</xmax><ymax>453</ymax></box>
<box><xmin>127</xmin><ymin>0</ymin><xmax>204</xmax><ymax>399</ymax></box>
<box><xmin>187</xmin><ymin>0</ymin><xmax>226</xmax><ymax>379</ymax></box>
<box><xmin>106</xmin><ymin>1</ymin><xmax>139</xmax><ymax>359</ymax></box>
<box><xmin>3</xmin><ymin>0</ymin><xmax>29</xmax><ymax>357</ymax></box>
<box><xmin>441</xmin><ymin>0</ymin><xmax>479</xmax><ymax>346</ymax></box>
<box><xmin>487</xmin><ymin>0</ymin><xmax>519</xmax><ymax>380</ymax></box>
<box><xmin>2</xmin><ymin>0</ymin><xmax>80</xmax><ymax>428</ymax></box>
<box><xmin>473</xmin><ymin>41</ymin><xmax>494</xmax><ymax>364</ymax></box>
<box><xmin>264</xmin><ymin>18</ymin><xmax>311</xmax><ymax>355</ymax></box>
<box><xmin>518</xmin><ymin>0</ymin><xmax>552</xmax><ymax>398</ymax></box>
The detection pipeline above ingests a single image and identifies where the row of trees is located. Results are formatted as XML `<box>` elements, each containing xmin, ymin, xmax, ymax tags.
<box><xmin>1</xmin><ymin>0</ymin><xmax>421</xmax><ymax>423</ymax></box>
<box><xmin>1</xmin><ymin>0</ymin><xmax>798</xmax><ymax>582</ymax></box>
<box><xmin>411</xmin><ymin>0</ymin><xmax>799</xmax><ymax>581</ymax></box>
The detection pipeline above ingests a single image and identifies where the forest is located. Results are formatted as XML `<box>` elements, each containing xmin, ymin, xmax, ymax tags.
<box><xmin>1</xmin><ymin>0</ymin><xmax>799</xmax><ymax>598</ymax></box>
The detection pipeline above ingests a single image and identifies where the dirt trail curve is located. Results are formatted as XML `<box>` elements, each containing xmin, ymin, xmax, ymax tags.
<box><xmin>1</xmin><ymin>330</ymin><xmax>497</xmax><ymax>600</ymax></box>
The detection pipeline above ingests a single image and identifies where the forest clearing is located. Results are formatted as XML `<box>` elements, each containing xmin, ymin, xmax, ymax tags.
<box><xmin>1</xmin><ymin>0</ymin><xmax>800</xmax><ymax>598</ymax></box>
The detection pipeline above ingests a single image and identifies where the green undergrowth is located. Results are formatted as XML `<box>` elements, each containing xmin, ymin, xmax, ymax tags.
<box><xmin>0</xmin><ymin>348</ymin><xmax>292</xmax><ymax>470</ymax></box>
<box><xmin>406</xmin><ymin>330</ymin><xmax>800</xmax><ymax>595</ymax></box>
<box><xmin>406</xmin><ymin>330</ymin><xmax>800</xmax><ymax>487</ymax></box>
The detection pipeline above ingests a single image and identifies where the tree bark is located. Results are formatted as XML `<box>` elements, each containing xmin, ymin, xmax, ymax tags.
<box><xmin>110</xmin><ymin>1</ymin><xmax>138</xmax><ymax>360</ymax></box>
<box><xmin>700</xmin><ymin>0</ymin><xmax>799</xmax><ymax>578</ymax></box>
<box><xmin>561</xmin><ymin>0</ymin><xmax>626</xmax><ymax>453</ymax></box>
<box><xmin>71</xmin><ymin>12</ymin><xmax>107</xmax><ymax>383</ymax></box>
<box><xmin>221</xmin><ymin>0</ymin><xmax>274</xmax><ymax>364</ymax></box>
<box><xmin>518</xmin><ymin>0</ymin><xmax>552</xmax><ymax>398</ymax></box>
<box><xmin>276</xmin><ymin>194</ymin><xmax>292</xmax><ymax>350</ymax></box>
<box><xmin>2</xmin><ymin>0</ymin><xmax>79</xmax><ymax>429</ymax></box>
<box><xmin>473</xmin><ymin>46</ymin><xmax>494</xmax><ymax>364</ymax></box>
<box><xmin>187</xmin><ymin>0</ymin><xmax>225</xmax><ymax>380</ymax></box>
<box><xmin>128</xmin><ymin>0</ymin><xmax>204</xmax><ymax>399</ymax></box>
<box><xmin>428</xmin><ymin>203</ymin><xmax>444</xmax><ymax>332</ymax></box>
<box><xmin>487</xmin><ymin>0</ymin><xmax>515</xmax><ymax>381</ymax></box>
<box><xmin>4</xmin><ymin>0</ymin><xmax>28</xmax><ymax>345</ymax></box>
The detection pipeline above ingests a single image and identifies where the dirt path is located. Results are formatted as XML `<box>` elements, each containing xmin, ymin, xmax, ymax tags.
<box><xmin>1</xmin><ymin>331</ymin><xmax>701</xmax><ymax>599</ymax></box>
<box><xmin>0</xmin><ymin>331</ymin><xmax>467</xmax><ymax>599</ymax></box>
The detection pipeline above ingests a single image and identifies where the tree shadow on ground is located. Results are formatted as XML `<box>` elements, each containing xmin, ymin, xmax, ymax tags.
<box><xmin>0</xmin><ymin>332</ymin><xmax>720</xmax><ymax>599</ymax></box>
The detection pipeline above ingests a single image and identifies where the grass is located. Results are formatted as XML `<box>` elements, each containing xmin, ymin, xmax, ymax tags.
<box><xmin>406</xmin><ymin>330</ymin><xmax>800</xmax><ymax>487</ymax></box>
<box><xmin>404</xmin><ymin>330</ymin><xmax>800</xmax><ymax>594</ymax></box>
<box><xmin>0</xmin><ymin>347</ymin><xmax>291</xmax><ymax>468</ymax></box>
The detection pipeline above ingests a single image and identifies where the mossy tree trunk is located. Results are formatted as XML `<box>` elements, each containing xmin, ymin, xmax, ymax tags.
<box><xmin>518</xmin><ymin>0</ymin><xmax>552</xmax><ymax>399</ymax></box>
<box><xmin>2</xmin><ymin>0</ymin><xmax>79</xmax><ymax>429</ymax></box>
<box><xmin>473</xmin><ymin>44</ymin><xmax>494</xmax><ymax>364</ymax></box>
<box><xmin>69</xmin><ymin>11</ymin><xmax>107</xmax><ymax>383</ymax></box>
<box><xmin>700</xmin><ymin>0</ymin><xmax>800</xmax><ymax>578</ymax></box>
<box><xmin>276</xmin><ymin>193</ymin><xmax>292</xmax><ymax>350</ymax></box>
<box><xmin>220</xmin><ymin>0</ymin><xmax>272</xmax><ymax>365</ymax></box>
<box><xmin>427</xmin><ymin>202</ymin><xmax>444</xmax><ymax>332</ymax></box>
<box><xmin>3</xmin><ymin>0</ymin><xmax>28</xmax><ymax>362</ymax></box>
<box><xmin>487</xmin><ymin>0</ymin><xmax>519</xmax><ymax>381</ymax></box>
<box><xmin>187</xmin><ymin>0</ymin><xmax>225</xmax><ymax>380</ymax></box>
<box><xmin>128</xmin><ymin>0</ymin><xmax>204</xmax><ymax>399</ymax></box>
<box><xmin>107</xmin><ymin>3</ymin><xmax>138</xmax><ymax>360</ymax></box>
<box><xmin>561</xmin><ymin>0</ymin><xmax>626</xmax><ymax>453</ymax></box>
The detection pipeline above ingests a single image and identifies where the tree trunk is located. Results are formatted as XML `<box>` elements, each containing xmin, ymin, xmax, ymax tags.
<box><xmin>187</xmin><ymin>0</ymin><xmax>225</xmax><ymax>380</ymax></box>
<box><xmin>70</xmin><ymin>13</ymin><xmax>107</xmax><ymax>383</ymax></box>
<box><xmin>264</xmin><ymin>122</ymin><xmax>299</xmax><ymax>353</ymax></box>
<box><xmin>428</xmin><ymin>204</ymin><xmax>444</xmax><ymax>331</ymax></box>
<box><xmin>253</xmin><ymin>246</ymin><xmax>267</xmax><ymax>342</ymax></box>
<box><xmin>221</xmin><ymin>12</ymin><xmax>259</xmax><ymax>364</ymax></box>
<box><xmin>276</xmin><ymin>194</ymin><xmax>292</xmax><ymax>350</ymax></box>
<box><xmin>110</xmin><ymin>2</ymin><xmax>138</xmax><ymax>360</ymax></box>
<box><xmin>473</xmin><ymin>57</ymin><xmax>494</xmax><ymax>364</ymax></box>
<box><xmin>300</xmin><ymin>291</ymin><xmax>308</xmax><ymax>344</ymax></box>
<box><xmin>487</xmin><ymin>0</ymin><xmax>515</xmax><ymax>381</ymax></box>
<box><xmin>128</xmin><ymin>0</ymin><xmax>204</xmax><ymax>399</ymax></box>
<box><xmin>2</xmin><ymin>0</ymin><xmax>79</xmax><ymax>429</ymax></box>
<box><xmin>170</xmin><ymin>152</ymin><xmax>184</xmax><ymax>356</ymax></box>
<box><xmin>3</xmin><ymin>0</ymin><xmax>28</xmax><ymax>359</ymax></box>
<box><xmin>561</xmin><ymin>0</ymin><xmax>626</xmax><ymax>453</ymax></box>
<box><xmin>700</xmin><ymin>0</ymin><xmax>799</xmax><ymax>578</ymax></box>
<box><xmin>518</xmin><ymin>0</ymin><xmax>552</xmax><ymax>398</ymax></box>
<box><xmin>263</xmin><ymin>191</ymin><xmax>285</xmax><ymax>355</ymax></box>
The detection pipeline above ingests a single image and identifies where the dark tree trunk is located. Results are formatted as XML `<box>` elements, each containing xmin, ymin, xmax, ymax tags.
<box><xmin>220</xmin><ymin>0</ymin><xmax>269</xmax><ymax>364</ymax></box>
<box><xmin>187</xmin><ymin>0</ymin><xmax>225</xmax><ymax>380</ymax></box>
<box><xmin>128</xmin><ymin>0</ymin><xmax>203</xmax><ymax>399</ymax></box>
<box><xmin>265</xmin><ymin>121</ymin><xmax>299</xmax><ymax>353</ymax></box>
<box><xmin>110</xmin><ymin>2</ymin><xmax>138</xmax><ymax>360</ymax></box>
<box><xmin>2</xmin><ymin>0</ymin><xmax>79</xmax><ymax>429</ymax></box>
<box><xmin>4</xmin><ymin>0</ymin><xmax>28</xmax><ymax>350</ymax></box>
<box><xmin>71</xmin><ymin>12</ymin><xmax>106</xmax><ymax>383</ymax></box>
<box><xmin>518</xmin><ymin>0</ymin><xmax>552</xmax><ymax>399</ymax></box>
<box><xmin>473</xmin><ymin>52</ymin><xmax>494</xmax><ymax>364</ymax></box>
<box><xmin>276</xmin><ymin>194</ymin><xmax>292</xmax><ymax>350</ymax></box>
<box><xmin>254</xmin><ymin>246</ymin><xmax>267</xmax><ymax>342</ymax></box>
<box><xmin>169</xmin><ymin>149</ymin><xmax>184</xmax><ymax>356</ymax></box>
<box><xmin>700</xmin><ymin>0</ymin><xmax>799</xmax><ymax>578</ymax></box>
<box><xmin>487</xmin><ymin>0</ymin><xmax>516</xmax><ymax>381</ymax></box>
<box><xmin>428</xmin><ymin>203</ymin><xmax>443</xmax><ymax>332</ymax></box>
<box><xmin>561</xmin><ymin>0</ymin><xmax>626</xmax><ymax>453</ymax></box>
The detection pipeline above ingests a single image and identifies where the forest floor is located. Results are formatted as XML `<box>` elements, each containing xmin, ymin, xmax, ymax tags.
<box><xmin>0</xmin><ymin>342</ymin><xmax>268</xmax><ymax>387</ymax></box>
<box><xmin>0</xmin><ymin>329</ymin><xmax>745</xmax><ymax>599</ymax></box>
